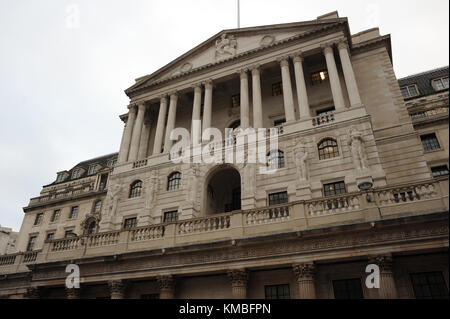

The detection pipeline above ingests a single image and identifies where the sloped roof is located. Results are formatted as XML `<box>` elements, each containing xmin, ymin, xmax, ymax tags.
<box><xmin>398</xmin><ymin>66</ymin><xmax>449</xmax><ymax>99</ymax></box>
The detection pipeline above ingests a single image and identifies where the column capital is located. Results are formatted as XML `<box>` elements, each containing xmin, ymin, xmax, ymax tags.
<box><xmin>168</xmin><ymin>91</ymin><xmax>179</xmax><ymax>100</ymax></box>
<box><xmin>227</xmin><ymin>269</ymin><xmax>248</xmax><ymax>287</ymax></box>
<box><xmin>320</xmin><ymin>41</ymin><xmax>336</xmax><ymax>54</ymax></box>
<box><xmin>202</xmin><ymin>79</ymin><xmax>214</xmax><ymax>88</ymax></box>
<box><xmin>159</xmin><ymin>94</ymin><xmax>168</xmax><ymax>101</ymax></box>
<box><xmin>238</xmin><ymin>69</ymin><xmax>249</xmax><ymax>79</ymax></box>
<box><xmin>191</xmin><ymin>82</ymin><xmax>203</xmax><ymax>91</ymax></box>
<box><xmin>157</xmin><ymin>275</ymin><xmax>175</xmax><ymax>290</ymax></box>
<box><xmin>293</xmin><ymin>262</ymin><xmax>316</xmax><ymax>280</ymax></box>
<box><xmin>137</xmin><ymin>101</ymin><xmax>147</xmax><ymax>111</ymax></box>
<box><xmin>250</xmin><ymin>64</ymin><xmax>261</xmax><ymax>74</ymax></box>
<box><xmin>337</xmin><ymin>38</ymin><xmax>349</xmax><ymax>51</ymax></box>
<box><xmin>127</xmin><ymin>104</ymin><xmax>137</xmax><ymax>112</ymax></box>
<box><xmin>108</xmin><ymin>279</ymin><xmax>128</xmax><ymax>295</ymax></box>
<box><xmin>292</xmin><ymin>51</ymin><xmax>304</xmax><ymax>63</ymax></box>
<box><xmin>277</xmin><ymin>55</ymin><xmax>290</xmax><ymax>67</ymax></box>
<box><xmin>369</xmin><ymin>255</ymin><xmax>394</xmax><ymax>273</ymax></box>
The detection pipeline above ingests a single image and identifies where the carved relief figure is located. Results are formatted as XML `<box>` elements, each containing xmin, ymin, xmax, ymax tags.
<box><xmin>108</xmin><ymin>184</ymin><xmax>122</xmax><ymax>216</ymax></box>
<box><xmin>349</xmin><ymin>127</ymin><xmax>369</xmax><ymax>170</ymax></box>
<box><xmin>145</xmin><ymin>170</ymin><xmax>158</xmax><ymax>209</ymax></box>
<box><xmin>294</xmin><ymin>139</ymin><xmax>309</xmax><ymax>181</ymax></box>
<box><xmin>188</xmin><ymin>164</ymin><xmax>199</xmax><ymax>205</ymax></box>
<box><xmin>215</xmin><ymin>34</ymin><xmax>237</xmax><ymax>59</ymax></box>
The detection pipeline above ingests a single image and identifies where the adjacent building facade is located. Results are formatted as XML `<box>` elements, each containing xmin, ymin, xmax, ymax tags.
<box><xmin>0</xmin><ymin>11</ymin><xmax>448</xmax><ymax>299</ymax></box>
<box><xmin>0</xmin><ymin>227</ymin><xmax>18</xmax><ymax>256</ymax></box>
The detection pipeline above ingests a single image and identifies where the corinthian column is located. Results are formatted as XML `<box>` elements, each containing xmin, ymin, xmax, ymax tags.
<box><xmin>128</xmin><ymin>102</ymin><xmax>147</xmax><ymax>162</ymax></box>
<box><xmin>293</xmin><ymin>263</ymin><xmax>316</xmax><ymax>299</ymax></box>
<box><xmin>108</xmin><ymin>280</ymin><xmax>127</xmax><ymax>299</ymax></box>
<box><xmin>279</xmin><ymin>57</ymin><xmax>296</xmax><ymax>122</ymax></box>
<box><xmin>227</xmin><ymin>269</ymin><xmax>248</xmax><ymax>299</ymax></box>
<box><xmin>337</xmin><ymin>39</ymin><xmax>362</xmax><ymax>107</ymax></box>
<box><xmin>292</xmin><ymin>52</ymin><xmax>310</xmax><ymax>119</ymax></box>
<box><xmin>240</xmin><ymin>69</ymin><xmax>250</xmax><ymax>129</ymax></box>
<box><xmin>157</xmin><ymin>275</ymin><xmax>175</xmax><ymax>299</ymax></box>
<box><xmin>191</xmin><ymin>83</ymin><xmax>202</xmax><ymax>145</ymax></box>
<box><xmin>251</xmin><ymin>66</ymin><xmax>263</xmax><ymax>128</ymax></box>
<box><xmin>118</xmin><ymin>105</ymin><xmax>137</xmax><ymax>163</ymax></box>
<box><xmin>153</xmin><ymin>95</ymin><xmax>168</xmax><ymax>155</ymax></box>
<box><xmin>164</xmin><ymin>93</ymin><xmax>179</xmax><ymax>153</ymax></box>
<box><xmin>371</xmin><ymin>255</ymin><xmax>398</xmax><ymax>299</ymax></box>
<box><xmin>322</xmin><ymin>43</ymin><xmax>346</xmax><ymax>110</ymax></box>
<box><xmin>202</xmin><ymin>80</ymin><xmax>213</xmax><ymax>133</ymax></box>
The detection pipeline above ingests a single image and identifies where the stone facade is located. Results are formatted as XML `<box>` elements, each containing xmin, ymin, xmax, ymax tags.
<box><xmin>0</xmin><ymin>11</ymin><xmax>448</xmax><ymax>299</ymax></box>
<box><xmin>0</xmin><ymin>227</ymin><xmax>18</xmax><ymax>255</ymax></box>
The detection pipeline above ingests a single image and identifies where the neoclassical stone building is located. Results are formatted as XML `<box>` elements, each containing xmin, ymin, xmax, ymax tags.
<box><xmin>0</xmin><ymin>11</ymin><xmax>448</xmax><ymax>299</ymax></box>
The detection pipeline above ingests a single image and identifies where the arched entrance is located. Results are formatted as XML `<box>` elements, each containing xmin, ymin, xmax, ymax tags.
<box><xmin>204</xmin><ymin>165</ymin><xmax>241</xmax><ymax>215</ymax></box>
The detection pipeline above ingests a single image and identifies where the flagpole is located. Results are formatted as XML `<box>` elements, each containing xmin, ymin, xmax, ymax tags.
<box><xmin>237</xmin><ymin>0</ymin><xmax>240</xmax><ymax>28</ymax></box>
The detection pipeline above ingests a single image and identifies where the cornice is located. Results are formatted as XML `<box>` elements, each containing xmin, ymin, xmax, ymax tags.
<box><xmin>351</xmin><ymin>34</ymin><xmax>392</xmax><ymax>63</ymax></box>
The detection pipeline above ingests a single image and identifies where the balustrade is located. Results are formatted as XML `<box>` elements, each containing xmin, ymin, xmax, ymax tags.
<box><xmin>178</xmin><ymin>215</ymin><xmax>231</xmax><ymax>235</ymax></box>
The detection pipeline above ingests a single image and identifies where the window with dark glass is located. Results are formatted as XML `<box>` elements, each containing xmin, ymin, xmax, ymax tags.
<box><xmin>50</xmin><ymin>210</ymin><xmax>60</xmax><ymax>223</ymax></box>
<box><xmin>26</xmin><ymin>236</ymin><xmax>36</xmax><ymax>251</ymax></box>
<box><xmin>431</xmin><ymin>165</ymin><xmax>449</xmax><ymax>178</ymax></box>
<box><xmin>318</xmin><ymin>139</ymin><xmax>339</xmax><ymax>160</ymax></box>
<box><xmin>129</xmin><ymin>180</ymin><xmax>143</xmax><ymax>198</ymax></box>
<box><xmin>69</xmin><ymin>206</ymin><xmax>78</xmax><ymax>219</ymax></box>
<box><xmin>163</xmin><ymin>211</ymin><xmax>178</xmax><ymax>223</ymax></box>
<box><xmin>34</xmin><ymin>213</ymin><xmax>43</xmax><ymax>226</ymax></box>
<box><xmin>420</xmin><ymin>133</ymin><xmax>440</xmax><ymax>151</ymax></box>
<box><xmin>167</xmin><ymin>172</ymin><xmax>181</xmax><ymax>191</ymax></box>
<box><xmin>71</xmin><ymin>168</ymin><xmax>82</xmax><ymax>179</ymax></box>
<box><xmin>316</xmin><ymin>106</ymin><xmax>336</xmax><ymax>116</ymax></box>
<box><xmin>333</xmin><ymin>278</ymin><xmax>364</xmax><ymax>299</ymax></box>
<box><xmin>272</xmin><ymin>82</ymin><xmax>283</xmax><ymax>96</ymax></box>
<box><xmin>123</xmin><ymin>217</ymin><xmax>137</xmax><ymax>229</ymax></box>
<box><xmin>267</xmin><ymin>150</ymin><xmax>285</xmax><ymax>170</ymax></box>
<box><xmin>88</xmin><ymin>164</ymin><xmax>98</xmax><ymax>175</ymax></box>
<box><xmin>64</xmin><ymin>230</ymin><xmax>74</xmax><ymax>238</ymax></box>
<box><xmin>93</xmin><ymin>200</ymin><xmax>102</xmax><ymax>213</ymax></box>
<box><xmin>46</xmin><ymin>233</ymin><xmax>54</xmax><ymax>241</ymax></box>
<box><xmin>410</xmin><ymin>272</ymin><xmax>449</xmax><ymax>299</ymax></box>
<box><xmin>268</xmin><ymin>191</ymin><xmax>288</xmax><ymax>206</ymax></box>
<box><xmin>231</xmin><ymin>94</ymin><xmax>240</xmax><ymax>108</ymax></box>
<box><xmin>265</xmin><ymin>284</ymin><xmax>290</xmax><ymax>299</ymax></box>
<box><xmin>87</xmin><ymin>221</ymin><xmax>97</xmax><ymax>235</ymax></box>
<box><xmin>401</xmin><ymin>84</ymin><xmax>419</xmax><ymax>98</ymax></box>
<box><xmin>311</xmin><ymin>70</ymin><xmax>329</xmax><ymax>85</ymax></box>
<box><xmin>323</xmin><ymin>181</ymin><xmax>346</xmax><ymax>197</ymax></box>
<box><xmin>433</xmin><ymin>77</ymin><xmax>449</xmax><ymax>91</ymax></box>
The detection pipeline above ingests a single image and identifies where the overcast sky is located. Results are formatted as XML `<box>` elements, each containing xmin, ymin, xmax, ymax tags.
<box><xmin>0</xmin><ymin>0</ymin><xmax>448</xmax><ymax>231</ymax></box>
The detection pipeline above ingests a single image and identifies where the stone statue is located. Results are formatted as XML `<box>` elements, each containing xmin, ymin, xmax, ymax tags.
<box><xmin>108</xmin><ymin>184</ymin><xmax>122</xmax><ymax>216</ymax></box>
<box><xmin>215</xmin><ymin>34</ymin><xmax>237</xmax><ymax>59</ymax></box>
<box><xmin>145</xmin><ymin>170</ymin><xmax>158</xmax><ymax>209</ymax></box>
<box><xmin>294</xmin><ymin>139</ymin><xmax>309</xmax><ymax>181</ymax></box>
<box><xmin>349</xmin><ymin>127</ymin><xmax>369</xmax><ymax>170</ymax></box>
<box><xmin>188</xmin><ymin>164</ymin><xmax>199</xmax><ymax>205</ymax></box>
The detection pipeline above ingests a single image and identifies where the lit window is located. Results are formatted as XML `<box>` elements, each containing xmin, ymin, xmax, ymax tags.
<box><xmin>34</xmin><ymin>213</ymin><xmax>43</xmax><ymax>226</ymax></box>
<box><xmin>318</xmin><ymin>139</ymin><xmax>339</xmax><ymax>160</ymax></box>
<box><xmin>420</xmin><ymin>133</ymin><xmax>440</xmax><ymax>152</ymax></box>
<box><xmin>333</xmin><ymin>279</ymin><xmax>364</xmax><ymax>299</ymax></box>
<box><xmin>431</xmin><ymin>165</ymin><xmax>449</xmax><ymax>178</ymax></box>
<box><xmin>129</xmin><ymin>180</ymin><xmax>143</xmax><ymax>198</ymax></box>
<box><xmin>265</xmin><ymin>284</ymin><xmax>290</xmax><ymax>299</ymax></box>
<box><xmin>71</xmin><ymin>168</ymin><xmax>82</xmax><ymax>179</ymax></box>
<box><xmin>433</xmin><ymin>77</ymin><xmax>449</xmax><ymax>91</ymax></box>
<box><xmin>26</xmin><ymin>236</ymin><xmax>37</xmax><ymax>251</ymax></box>
<box><xmin>231</xmin><ymin>94</ymin><xmax>240</xmax><ymax>108</ymax></box>
<box><xmin>272</xmin><ymin>82</ymin><xmax>283</xmax><ymax>96</ymax></box>
<box><xmin>266</xmin><ymin>150</ymin><xmax>285</xmax><ymax>170</ymax></box>
<box><xmin>50</xmin><ymin>210</ymin><xmax>61</xmax><ymax>223</ymax></box>
<box><xmin>123</xmin><ymin>217</ymin><xmax>137</xmax><ymax>229</ymax></box>
<box><xmin>88</xmin><ymin>164</ymin><xmax>98</xmax><ymax>175</ymax></box>
<box><xmin>400</xmin><ymin>85</ymin><xmax>419</xmax><ymax>98</ymax></box>
<box><xmin>69</xmin><ymin>206</ymin><xmax>79</xmax><ymax>219</ymax></box>
<box><xmin>323</xmin><ymin>181</ymin><xmax>346</xmax><ymax>197</ymax></box>
<box><xmin>168</xmin><ymin>172</ymin><xmax>182</xmax><ymax>191</ymax></box>
<box><xmin>410</xmin><ymin>272</ymin><xmax>449</xmax><ymax>299</ymax></box>
<box><xmin>163</xmin><ymin>211</ymin><xmax>178</xmax><ymax>223</ymax></box>
<box><xmin>268</xmin><ymin>192</ymin><xmax>288</xmax><ymax>206</ymax></box>
<box><xmin>312</xmin><ymin>70</ymin><xmax>329</xmax><ymax>85</ymax></box>
<box><xmin>93</xmin><ymin>200</ymin><xmax>102</xmax><ymax>213</ymax></box>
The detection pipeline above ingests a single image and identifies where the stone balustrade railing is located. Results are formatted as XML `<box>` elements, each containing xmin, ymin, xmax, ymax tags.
<box><xmin>312</xmin><ymin>113</ymin><xmax>335</xmax><ymax>127</ymax></box>
<box><xmin>2</xmin><ymin>178</ymin><xmax>447</xmax><ymax>274</ymax></box>
<box><xmin>133</xmin><ymin>159</ymin><xmax>148</xmax><ymax>169</ymax></box>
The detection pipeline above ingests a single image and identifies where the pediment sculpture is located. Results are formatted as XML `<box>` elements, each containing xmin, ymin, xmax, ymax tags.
<box><xmin>215</xmin><ymin>34</ymin><xmax>237</xmax><ymax>60</ymax></box>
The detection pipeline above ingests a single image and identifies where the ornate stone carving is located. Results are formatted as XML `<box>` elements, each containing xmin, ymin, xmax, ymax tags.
<box><xmin>215</xmin><ymin>34</ymin><xmax>237</xmax><ymax>60</ymax></box>
<box><xmin>260</xmin><ymin>35</ymin><xmax>275</xmax><ymax>46</ymax></box>
<box><xmin>108</xmin><ymin>280</ymin><xmax>127</xmax><ymax>298</ymax></box>
<box><xmin>145</xmin><ymin>170</ymin><xmax>158</xmax><ymax>209</ymax></box>
<box><xmin>370</xmin><ymin>255</ymin><xmax>394</xmax><ymax>273</ymax></box>
<box><xmin>349</xmin><ymin>126</ymin><xmax>369</xmax><ymax>170</ymax></box>
<box><xmin>107</xmin><ymin>183</ymin><xmax>122</xmax><ymax>216</ymax></box>
<box><xmin>180</xmin><ymin>62</ymin><xmax>193</xmax><ymax>73</ymax></box>
<box><xmin>293</xmin><ymin>263</ymin><xmax>316</xmax><ymax>280</ymax></box>
<box><xmin>293</xmin><ymin>138</ymin><xmax>309</xmax><ymax>181</ymax></box>
<box><xmin>227</xmin><ymin>269</ymin><xmax>248</xmax><ymax>287</ymax></box>
<box><xmin>157</xmin><ymin>275</ymin><xmax>174</xmax><ymax>290</ymax></box>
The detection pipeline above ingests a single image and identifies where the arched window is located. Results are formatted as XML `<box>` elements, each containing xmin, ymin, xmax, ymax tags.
<box><xmin>129</xmin><ymin>180</ymin><xmax>143</xmax><ymax>198</ymax></box>
<box><xmin>93</xmin><ymin>200</ymin><xmax>102</xmax><ymax>213</ymax></box>
<box><xmin>167</xmin><ymin>172</ymin><xmax>181</xmax><ymax>191</ymax></box>
<box><xmin>267</xmin><ymin>150</ymin><xmax>285</xmax><ymax>170</ymax></box>
<box><xmin>87</xmin><ymin>220</ymin><xmax>97</xmax><ymax>235</ymax></box>
<box><xmin>318</xmin><ymin>138</ymin><xmax>339</xmax><ymax>160</ymax></box>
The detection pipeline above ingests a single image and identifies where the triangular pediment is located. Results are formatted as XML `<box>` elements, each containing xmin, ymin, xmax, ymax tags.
<box><xmin>127</xmin><ymin>18</ymin><xmax>346</xmax><ymax>95</ymax></box>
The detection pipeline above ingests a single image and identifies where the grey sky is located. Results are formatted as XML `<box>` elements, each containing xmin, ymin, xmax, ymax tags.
<box><xmin>0</xmin><ymin>0</ymin><xmax>448</xmax><ymax>231</ymax></box>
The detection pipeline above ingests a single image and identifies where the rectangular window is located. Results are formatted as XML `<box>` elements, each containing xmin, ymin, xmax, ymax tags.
<box><xmin>264</xmin><ymin>284</ymin><xmax>290</xmax><ymax>299</ymax></box>
<box><xmin>107</xmin><ymin>158</ymin><xmax>117</xmax><ymax>167</ymax></box>
<box><xmin>46</xmin><ymin>233</ymin><xmax>55</xmax><ymax>241</ymax></box>
<box><xmin>316</xmin><ymin>106</ymin><xmax>336</xmax><ymax>116</ymax></box>
<box><xmin>410</xmin><ymin>272</ymin><xmax>449</xmax><ymax>299</ymax></box>
<box><xmin>163</xmin><ymin>211</ymin><xmax>178</xmax><ymax>223</ymax></box>
<box><xmin>401</xmin><ymin>84</ymin><xmax>419</xmax><ymax>98</ymax></box>
<box><xmin>231</xmin><ymin>94</ymin><xmax>240</xmax><ymax>108</ymax></box>
<box><xmin>272</xmin><ymin>82</ymin><xmax>283</xmax><ymax>96</ymax></box>
<box><xmin>64</xmin><ymin>230</ymin><xmax>74</xmax><ymax>238</ymax></box>
<box><xmin>26</xmin><ymin>236</ymin><xmax>37</xmax><ymax>251</ymax></box>
<box><xmin>56</xmin><ymin>173</ymin><xmax>66</xmax><ymax>183</ymax></box>
<box><xmin>311</xmin><ymin>70</ymin><xmax>329</xmax><ymax>85</ymax></box>
<box><xmin>50</xmin><ymin>210</ymin><xmax>61</xmax><ymax>223</ymax></box>
<box><xmin>88</xmin><ymin>165</ymin><xmax>98</xmax><ymax>175</ymax></box>
<box><xmin>268</xmin><ymin>192</ymin><xmax>288</xmax><ymax>206</ymax></box>
<box><xmin>433</xmin><ymin>77</ymin><xmax>449</xmax><ymax>91</ymax></box>
<box><xmin>333</xmin><ymin>278</ymin><xmax>364</xmax><ymax>299</ymax></box>
<box><xmin>123</xmin><ymin>217</ymin><xmax>138</xmax><ymax>229</ymax></box>
<box><xmin>141</xmin><ymin>294</ymin><xmax>160</xmax><ymax>299</ymax></box>
<box><xmin>323</xmin><ymin>181</ymin><xmax>346</xmax><ymax>197</ymax></box>
<box><xmin>274</xmin><ymin>118</ymin><xmax>286</xmax><ymax>127</ymax></box>
<box><xmin>71</xmin><ymin>168</ymin><xmax>82</xmax><ymax>179</ymax></box>
<box><xmin>69</xmin><ymin>206</ymin><xmax>79</xmax><ymax>219</ymax></box>
<box><xmin>431</xmin><ymin>165</ymin><xmax>449</xmax><ymax>178</ymax></box>
<box><xmin>421</xmin><ymin>133</ymin><xmax>441</xmax><ymax>151</ymax></box>
<box><xmin>34</xmin><ymin>213</ymin><xmax>43</xmax><ymax>226</ymax></box>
